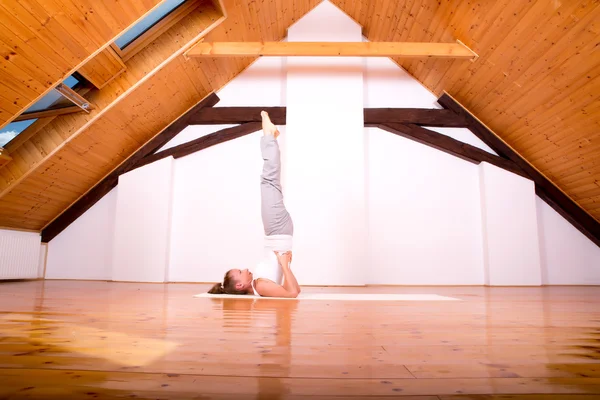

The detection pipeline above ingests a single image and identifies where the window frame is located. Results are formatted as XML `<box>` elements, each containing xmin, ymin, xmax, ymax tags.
<box><xmin>111</xmin><ymin>0</ymin><xmax>203</xmax><ymax>62</ymax></box>
<box><xmin>1</xmin><ymin>74</ymin><xmax>94</xmax><ymax>152</ymax></box>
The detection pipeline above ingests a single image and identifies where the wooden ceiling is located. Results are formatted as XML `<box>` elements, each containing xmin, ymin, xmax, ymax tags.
<box><xmin>0</xmin><ymin>0</ymin><xmax>598</xmax><ymax>237</ymax></box>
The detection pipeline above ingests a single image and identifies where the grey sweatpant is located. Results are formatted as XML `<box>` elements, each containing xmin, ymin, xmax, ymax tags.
<box><xmin>260</xmin><ymin>134</ymin><xmax>294</xmax><ymax>236</ymax></box>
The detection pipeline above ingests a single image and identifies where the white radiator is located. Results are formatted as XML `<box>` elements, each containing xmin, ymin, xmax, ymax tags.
<box><xmin>0</xmin><ymin>229</ymin><xmax>41</xmax><ymax>279</ymax></box>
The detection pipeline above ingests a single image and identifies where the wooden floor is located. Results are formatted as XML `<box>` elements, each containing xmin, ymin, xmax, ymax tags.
<box><xmin>0</xmin><ymin>281</ymin><xmax>599</xmax><ymax>399</ymax></box>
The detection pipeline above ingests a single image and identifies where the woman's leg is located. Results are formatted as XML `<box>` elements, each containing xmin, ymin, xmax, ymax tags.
<box><xmin>260</xmin><ymin>111</ymin><xmax>293</xmax><ymax>237</ymax></box>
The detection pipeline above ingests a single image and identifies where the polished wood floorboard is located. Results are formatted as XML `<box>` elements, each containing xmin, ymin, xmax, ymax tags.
<box><xmin>0</xmin><ymin>281</ymin><xmax>599</xmax><ymax>399</ymax></box>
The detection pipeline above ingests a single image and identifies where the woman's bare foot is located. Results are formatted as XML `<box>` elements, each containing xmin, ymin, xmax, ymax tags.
<box><xmin>261</xmin><ymin>111</ymin><xmax>279</xmax><ymax>138</ymax></box>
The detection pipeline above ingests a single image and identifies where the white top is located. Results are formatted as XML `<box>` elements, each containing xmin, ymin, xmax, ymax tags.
<box><xmin>252</xmin><ymin>234</ymin><xmax>292</xmax><ymax>296</ymax></box>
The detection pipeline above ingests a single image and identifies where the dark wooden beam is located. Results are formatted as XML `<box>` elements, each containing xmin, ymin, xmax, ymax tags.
<box><xmin>437</xmin><ymin>92</ymin><xmax>600</xmax><ymax>247</ymax></box>
<box><xmin>41</xmin><ymin>93</ymin><xmax>220</xmax><ymax>243</ymax></box>
<box><xmin>115</xmin><ymin>93</ymin><xmax>220</xmax><ymax>176</ymax></box>
<box><xmin>134</xmin><ymin>122</ymin><xmax>262</xmax><ymax>170</ymax></box>
<box><xmin>189</xmin><ymin>106</ymin><xmax>467</xmax><ymax>127</ymax></box>
<box><xmin>190</xmin><ymin>107</ymin><xmax>286</xmax><ymax>125</ymax></box>
<box><xmin>365</xmin><ymin>108</ymin><xmax>468</xmax><ymax>127</ymax></box>
<box><xmin>379</xmin><ymin>123</ymin><xmax>527</xmax><ymax>178</ymax></box>
<box><xmin>41</xmin><ymin>176</ymin><xmax>118</xmax><ymax>243</ymax></box>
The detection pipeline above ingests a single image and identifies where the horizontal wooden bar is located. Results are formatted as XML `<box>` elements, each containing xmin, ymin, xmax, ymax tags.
<box><xmin>190</xmin><ymin>107</ymin><xmax>286</xmax><ymax>125</ymax></box>
<box><xmin>365</xmin><ymin>108</ymin><xmax>468</xmax><ymax>127</ymax></box>
<box><xmin>190</xmin><ymin>107</ymin><xmax>467</xmax><ymax>127</ymax></box>
<box><xmin>186</xmin><ymin>41</ymin><xmax>478</xmax><ymax>58</ymax></box>
<box><xmin>12</xmin><ymin>106</ymin><xmax>84</xmax><ymax>122</ymax></box>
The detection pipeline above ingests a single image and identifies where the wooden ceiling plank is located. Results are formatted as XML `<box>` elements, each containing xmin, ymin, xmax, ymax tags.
<box><xmin>498</xmin><ymin>62</ymin><xmax>600</xmax><ymax>139</ymax></box>
<box><xmin>0</xmin><ymin>168</ymin><xmax>16</xmax><ymax>189</ymax></box>
<box><xmin>442</xmin><ymin>0</ymin><xmax>538</xmax><ymax>98</ymax></box>
<box><xmin>518</xmin><ymin>125</ymin><xmax>600</xmax><ymax>162</ymax></box>
<box><xmin>4</xmin><ymin>153</ymin><xmax>28</xmax><ymax>177</ymax></box>
<box><xmin>453</xmin><ymin>0</ymin><xmax>555</xmax><ymax>102</ymax></box>
<box><xmin>68</xmin><ymin>0</ymin><xmax>125</xmax><ymax>39</ymax></box>
<box><xmin>542</xmin><ymin>156</ymin><xmax>600</xmax><ymax>182</ymax></box>
<box><xmin>0</xmin><ymin>64</ymin><xmax>45</xmax><ymax>101</ymax></box>
<box><xmin>477</xmin><ymin>3</ymin><xmax>600</xmax><ymax>120</ymax></box>
<box><xmin>27</xmin><ymin>174</ymin><xmax>94</xmax><ymax>198</ymax></box>
<box><xmin>0</xmin><ymin>40</ymin><xmax>55</xmax><ymax>89</ymax></box>
<box><xmin>0</xmin><ymin>24</ymin><xmax>63</xmax><ymax>80</ymax></box>
<box><xmin>17</xmin><ymin>141</ymin><xmax>44</xmax><ymax>170</ymax></box>
<box><xmin>8</xmin><ymin>0</ymin><xmax>86</xmax><ymax>63</ymax></box>
<box><xmin>404</xmin><ymin>0</ymin><xmax>448</xmax><ymax>82</ymax></box>
<box><xmin>570</xmin><ymin>184</ymin><xmax>600</xmax><ymax>199</ymax></box>
<box><xmin>0</xmin><ymin>3</ymin><xmax>72</xmax><ymax>71</ymax></box>
<box><xmin>29</xmin><ymin>0</ymin><xmax>96</xmax><ymax>54</ymax></box>
<box><xmin>504</xmin><ymin>92</ymin><xmax>600</xmax><ymax>155</ymax></box>
<box><xmin>0</xmin><ymin>90</ymin><xmax>24</xmax><ymax>115</ymax></box>
<box><xmin>509</xmin><ymin>93</ymin><xmax>600</xmax><ymax>151</ymax></box>
<box><xmin>234</xmin><ymin>0</ymin><xmax>258</xmax><ymax>41</ymax></box>
<box><xmin>368</xmin><ymin>0</ymin><xmax>390</xmax><ymax>41</ymax></box>
<box><xmin>402</xmin><ymin>1</ymin><xmax>434</xmax><ymax>59</ymax></box>
<box><xmin>460</xmin><ymin>2</ymin><xmax>576</xmax><ymax>106</ymax></box>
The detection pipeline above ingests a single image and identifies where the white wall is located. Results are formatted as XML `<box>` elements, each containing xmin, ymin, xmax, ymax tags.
<box><xmin>43</xmin><ymin>0</ymin><xmax>600</xmax><ymax>286</ymax></box>
<box><xmin>112</xmin><ymin>156</ymin><xmax>174</xmax><ymax>282</ymax></box>
<box><xmin>46</xmin><ymin>188</ymin><xmax>116</xmax><ymax>280</ymax></box>
<box><xmin>537</xmin><ymin>197</ymin><xmax>600</xmax><ymax>284</ymax></box>
<box><xmin>168</xmin><ymin>133</ymin><xmax>265</xmax><ymax>282</ymax></box>
<box><xmin>479</xmin><ymin>162</ymin><xmax>542</xmax><ymax>286</ymax></box>
<box><xmin>364</xmin><ymin>56</ymin><xmax>486</xmax><ymax>285</ymax></box>
<box><xmin>285</xmin><ymin>1</ymin><xmax>367</xmax><ymax>285</ymax></box>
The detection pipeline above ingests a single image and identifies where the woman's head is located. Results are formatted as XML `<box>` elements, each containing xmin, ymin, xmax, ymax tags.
<box><xmin>208</xmin><ymin>268</ymin><xmax>254</xmax><ymax>295</ymax></box>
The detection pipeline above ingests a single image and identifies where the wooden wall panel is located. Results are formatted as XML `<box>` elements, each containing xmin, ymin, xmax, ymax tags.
<box><xmin>0</xmin><ymin>0</ymin><xmax>163</xmax><ymax>128</ymax></box>
<box><xmin>331</xmin><ymin>0</ymin><xmax>600</xmax><ymax>223</ymax></box>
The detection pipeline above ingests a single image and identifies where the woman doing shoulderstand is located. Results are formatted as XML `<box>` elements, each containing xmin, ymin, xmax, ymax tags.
<box><xmin>208</xmin><ymin>111</ymin><xmax>301</xmax><ymax>298</ymax></box>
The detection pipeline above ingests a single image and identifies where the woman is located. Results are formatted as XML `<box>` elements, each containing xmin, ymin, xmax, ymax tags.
<box><xmin>208</xmin><ymin>111</ymin><xmax>301</xmax><ymax>298</ymax></box>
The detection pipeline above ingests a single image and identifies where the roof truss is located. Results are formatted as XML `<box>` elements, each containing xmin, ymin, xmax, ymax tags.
<box><xmin>40</xmin><ymin>93</ymin><xmax>600</xmax><ymax>247</ymax></box>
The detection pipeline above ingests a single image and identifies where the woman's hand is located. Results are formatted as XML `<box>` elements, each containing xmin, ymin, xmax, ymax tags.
<box><xmin>275</xmin><ymin>251</ymin><xmax>292</xmax><ymax>268</ymax></box>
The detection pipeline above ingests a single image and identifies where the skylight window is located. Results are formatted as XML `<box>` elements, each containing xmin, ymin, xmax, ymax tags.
<box><xmin>0</xmin><ymin>120</ymin><xmax>37</xmax><ymax>147</ymax></box>
<box><xmin>115</xmin><ymin>0</ymin><xmax>187</xmax><ymax>49</ymax></box>
<box><xmin>25</xmin><ymin>75</ymin><xmax>80</xmax><ymax>113</ymax></box>
<box><xmin>0</xmin><ymin>75</ymin><xmax>83</xmax><ymax>148</ymax></box>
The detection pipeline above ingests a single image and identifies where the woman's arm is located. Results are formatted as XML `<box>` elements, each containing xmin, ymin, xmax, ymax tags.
<box><xmin>253</xmin><ymin>252</ymin><xmax>300</xmax><ymax>298</ymax></box>
<box><xmin>278</xmin><ymin>251</ymin><xmax>300</xmax><ymax>295</ymax></box>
